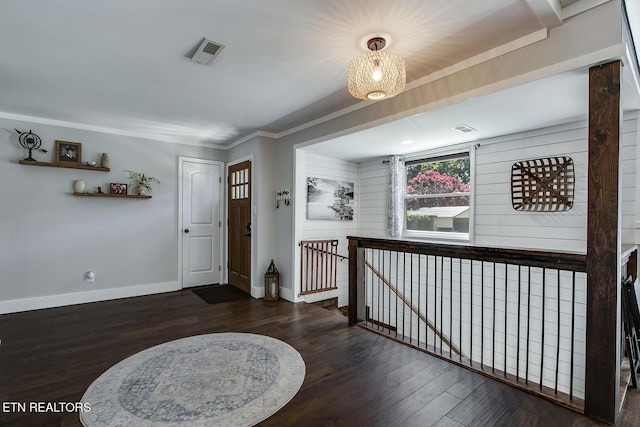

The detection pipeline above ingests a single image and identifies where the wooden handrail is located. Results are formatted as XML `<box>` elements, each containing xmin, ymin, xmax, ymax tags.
<box><xmin>301</xmin><ymin>242</ymin><xmax>348</xmax><ymax>260</ymax></box>
<box><xmin>348</xmin><ymin>236</ymin><xmax>587</xmax><ymax>272</ymax></box>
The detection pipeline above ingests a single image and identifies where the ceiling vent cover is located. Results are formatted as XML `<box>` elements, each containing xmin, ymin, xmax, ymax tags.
<box><xmin>191</xmin><ymin>38</ymin><xmax>225</xmax><ymax>66</ymax></box>
<box><xmin>452</xmin><ymin>124</ymin><xmax>477</xmax><ymax>133</ymax></box>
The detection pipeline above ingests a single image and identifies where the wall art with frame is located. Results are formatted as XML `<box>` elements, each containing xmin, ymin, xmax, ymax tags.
<box><xmin>306</xmin><ymin>177</ymin><xmax>354</xmax><ymax>220</ymax></box>
<box><xmin>110</xmin><ymin>183</ymin><xmax>128</xmax><ymax>195</ymax></box>
<box><xmin>55</xmin><ymin>140</ymin><xmax>82</xmax><ymax>164</ymax></box>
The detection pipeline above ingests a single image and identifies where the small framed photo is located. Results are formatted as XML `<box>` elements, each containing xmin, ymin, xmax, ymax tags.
<box><xmin>55</xmin><ymin>140</ymin><xmax>82</xmax><ymax>164</ymax></box>
<box><xmin>110</xmin><ymin>183</ymin><xmax>128</xmax><ymax>195</ymax></box>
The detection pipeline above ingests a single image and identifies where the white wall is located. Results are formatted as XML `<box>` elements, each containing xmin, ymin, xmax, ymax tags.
<box><xmin>0</xmin><ymin>118</ymin><xmax>225</xmax><ymax>313</ymax></box>
<box><xmin>474</xmin><ymin>122</ymin><xmax>588</xmax><ymax>252</ymax></box>
<box><xmin>298</xmin><ymin>153</ymin><xmax>358</xmax><ymax>307</ymax></box>
<box><xmin>622</xmin><ymin>112</ymin><xmax>639</xmax><ymax>244</ymax></box>
<box><xmin>358</xmin><ymin>159</ymin><xmax>389</xmax><ymax>239</ymax></box>
<box><xmin>476</xmin><ymin>116</ymin><xmax>638</xmax><ymax>250</ymax></box>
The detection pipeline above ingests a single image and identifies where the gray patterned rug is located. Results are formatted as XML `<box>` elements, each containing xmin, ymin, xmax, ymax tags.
<box><xmin>80</xmin><ymin>333</ymin><xmax>305</xmax><ymax>426</ymax></box>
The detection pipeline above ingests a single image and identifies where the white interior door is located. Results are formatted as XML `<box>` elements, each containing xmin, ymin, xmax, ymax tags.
<box><xmin>181</xmin><ymin>160</ymin><xmax>222</xmax><ymax>288</ymax></box>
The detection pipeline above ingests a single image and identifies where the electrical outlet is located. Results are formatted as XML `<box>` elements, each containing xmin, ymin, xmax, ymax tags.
<box><xmin>86</xmin><ymin>271</ymin><xmax>95</xmax><ymax>283</ymax></box>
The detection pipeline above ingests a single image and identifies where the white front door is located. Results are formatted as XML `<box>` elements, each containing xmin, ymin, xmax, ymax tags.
<box><xmin>181</xmin><ymin>159</ymin><xmax>222</xmax><ymax>288</ymax></box>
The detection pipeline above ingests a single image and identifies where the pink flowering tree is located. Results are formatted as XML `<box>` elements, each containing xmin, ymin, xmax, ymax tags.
<box><xmin>406</xmin><ymin>169</ymin><xmax>470</xmax><ymax>210</ymax></box>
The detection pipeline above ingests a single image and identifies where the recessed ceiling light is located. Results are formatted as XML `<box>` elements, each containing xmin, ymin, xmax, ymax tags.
<box><xmin>400</xmin><ymin>139</ymin><xmax>415</xmax><ymax>145</ymax></box>
<box><xmin>452</xmin><ymin>124</ymin><xmax>476</xmax><ymax>133</ymax></box>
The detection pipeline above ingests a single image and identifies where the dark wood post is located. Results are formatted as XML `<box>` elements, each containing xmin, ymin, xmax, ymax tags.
<box><xmin>628</xmin><ymin>249</ymin><xmax>637</xmax><ymax>283</ymax></box>
<box><xmin>348</xmin><ymin>237</ymin><xmax>358</xmax><ymax>324</ymax></box>
<box><xmin>348</xmin><ymin>237</ymin><xmax>365</xmax><ymax>325</ymax></box>
<box><xmin>584</xmin><ymin>60</ymin><xmax>622</xmax><ymax>424</ymax></box>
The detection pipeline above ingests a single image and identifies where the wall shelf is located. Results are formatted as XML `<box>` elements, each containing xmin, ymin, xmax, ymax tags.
<box><xmin>19</xmin><ymin>160</ymin><xmax>110</xmax><ymax>172</ymax></box>
<box><xmin>73</xmin><ymin>192</ymin><xmax>151</xmax><ymax>199</ymax></box>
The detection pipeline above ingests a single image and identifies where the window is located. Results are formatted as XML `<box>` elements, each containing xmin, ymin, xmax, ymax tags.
<box><xmin>404</xmin><ymin>153</ymin><xmax>471</xmax><ymax>239</ymax></box>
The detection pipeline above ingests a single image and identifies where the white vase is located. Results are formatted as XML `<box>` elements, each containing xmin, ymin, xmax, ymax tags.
<box><xmin>74</xmin><ymin>180</ymin><xmax>86</xmax><ymax>193</ymax></box>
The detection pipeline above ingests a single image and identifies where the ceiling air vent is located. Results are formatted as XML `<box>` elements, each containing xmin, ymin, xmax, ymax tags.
<box><xmin>191</xmin><ymin>38</ymin><xmax>225</xmax><ymax>66</ymax></box>
<box><xmin>452</xmin><ymin>124</ymin><xmax>477</xmax><ymax>133</ymax></box>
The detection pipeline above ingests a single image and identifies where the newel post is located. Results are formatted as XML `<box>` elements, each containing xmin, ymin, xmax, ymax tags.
<box><xmin>348</xmin><ymin>237</ymin><xmax>365</xmax><ymax>325</ymax></box>
<box><xmin>584</xmin><ymin>60</ymin><xmax>622</xmax><ymax>424</ymax></box>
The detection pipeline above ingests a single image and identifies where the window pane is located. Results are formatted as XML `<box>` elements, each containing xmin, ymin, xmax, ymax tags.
<box><xmin>405</xmin><ymin>197</ymin><xmax>470</xmax><ymax>232</ymax></box>
<box><xmin>404</xmin><ymin>154</ymin><xmax>471</xmax><ymax>235</ymax></box>
<box><xmin>406</xmin><ymin>156</ymin><xmax>470</xmax><ymax>196</ymax></box>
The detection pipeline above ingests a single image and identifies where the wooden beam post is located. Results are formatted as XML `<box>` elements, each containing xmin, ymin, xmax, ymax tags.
<box><xmin>348</xmin><ymin>237</ymin><xmax>358</xmax><ymax>325</ymax></box>
<box><xmin>584</xmin><ymin>60</ymin><xmax>622</xmax><ymax>424</ymax></box>
<box><xmin>348</xmin><ymin>237</ymin><xmax>365</xmax><ymax>325</ymax></box>
<box><xmin>628</xmin><ymin>249</ymin><xmax>637</xmax><ymax>283</ymax></box>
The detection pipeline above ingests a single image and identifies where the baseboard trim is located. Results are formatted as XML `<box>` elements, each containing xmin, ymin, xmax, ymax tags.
<box><xmin>0</xmin><ymin>281</ymin><xmax>180</xmax><ymax>314</ymax></box>
<box><xmin>279</xmin><ymin>287</ymin><xmax>295</xmax><ymax>303</ymax></box>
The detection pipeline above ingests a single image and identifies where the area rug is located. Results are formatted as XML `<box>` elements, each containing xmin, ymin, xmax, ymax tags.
<box><xmin>80</xmin><ymin>333</ymin><xmax>305</xmax><ymax>426</ymax></box>
<box><xmin>192</xmin><ymin>284</ymin><xmax>250</xmax><ymax>304</ymax></box>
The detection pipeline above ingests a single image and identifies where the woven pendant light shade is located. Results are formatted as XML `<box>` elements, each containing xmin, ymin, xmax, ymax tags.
<box><xmin>348</xmin><ymin>43</ymin><xmax>406</xmax><ymax>100</ymax></box>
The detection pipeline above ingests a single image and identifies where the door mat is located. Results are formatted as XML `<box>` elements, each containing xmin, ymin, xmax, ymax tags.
<box><xmin>192</xmin><ymin>284</ymin><xmax>250</xmax><ymax>304</ymax></box>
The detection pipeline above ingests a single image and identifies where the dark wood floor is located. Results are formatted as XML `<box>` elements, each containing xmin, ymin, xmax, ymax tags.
<box><xmin>1</xmin><ymin>289</ymin><xmax>639</xmax><ymax>427</ymax></box>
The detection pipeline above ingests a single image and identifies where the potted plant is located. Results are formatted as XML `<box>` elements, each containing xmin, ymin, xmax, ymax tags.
<box><xmin>125</xmin><ymin>170</ymin><xmax>160</xmax><ymax>195</ymax></box>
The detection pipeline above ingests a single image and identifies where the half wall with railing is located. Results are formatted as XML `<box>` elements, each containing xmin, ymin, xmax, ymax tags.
<box><xmin>348</xmin><ymin>236</ymin><xmax>589</xmax><ymax>411</ymax></box>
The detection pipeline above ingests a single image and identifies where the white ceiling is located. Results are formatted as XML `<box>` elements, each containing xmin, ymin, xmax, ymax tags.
<box><xmin>304</xmin><ymin>70</ymin><xmax>591</xmax><ymax>161</ymax></box>
<box><xmin>0</xmin><ymin>1</ymin><xmax>638</xmax><ymax>158</ymax></box>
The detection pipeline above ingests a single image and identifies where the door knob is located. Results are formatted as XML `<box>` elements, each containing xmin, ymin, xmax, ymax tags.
<box><xmin>184</xmin><ymin>229</ymin><xmax>190</xmax><ymax>233</ymax></box>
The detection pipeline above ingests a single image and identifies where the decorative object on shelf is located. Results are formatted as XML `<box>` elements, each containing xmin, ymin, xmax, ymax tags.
<box><xmin>86</xmin><ymin>161</ymin><xmax>97</xmax><ymax>167</ymax></box>
<box><xmin>15</xmin><ymin>129</ymin><xmax>47</xmax><ymax>161</ymax></box>
<box><xmin>55</xmin><ymin>140</ymin><xmax>82</xmax><ymax>164</ymax></box>
<box><xmin>74</xmin><ymin>180</ymin><xmax>86</xmax><ymax>193</ymax></box>
<box><xmin>100</xmin><ymin>153</ymin><xmax>109</xmax><ymax>168</ymax></box>
<box><xmin>110</xmin><ymin>183</ymin><xmax>127</xmax><ymax>195</ymax></box>
<box><xmin>348</xmin><ymin>36</ymin><xmax>405</xmax><ymax>100</ymax></box>
<box><xmin>125</xmin><ymin>170</ymin><xmax>160</xmax><ymax>195</ymax></box>
<box><xmin>97</xmin><ymin>186</ymin><xmax>104</xmax><ymax>194</ymax></box>
<box><xmin>511</xmin><ymin>156</ymin><xmax>574</xmax><ymax>212</ymax></box>
<box><xmin>264</xmin><ymin>259</ymin><xmax>280</xmax><ymax>301</ymax></box>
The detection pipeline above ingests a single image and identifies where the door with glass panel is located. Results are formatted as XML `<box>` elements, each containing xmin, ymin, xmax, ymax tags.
<box><xmin>228</xmin><ymin>160</ymin><xmax>251</xmax><ymax>293</ymax></box>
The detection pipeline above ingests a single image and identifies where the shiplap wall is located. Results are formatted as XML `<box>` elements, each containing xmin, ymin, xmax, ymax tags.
<box><xmin>474</xmin><ymin>122</ymin><xmax>588</xmax><ymax>252</ymax></box>
<box><xmin>357</xmin><ymin>117</ymin><xmax>638</xmax><ymax>249</ymax></box>
<box><xmin>358</xmin><ymin>159</ymin><xmax>389</xmax><ymax>238</ymax></box>
<box><xmin>475</xmin><ymin>117</ymin><xmax>637</xmax><ymax>251</ymax></box>
<box><xmin>301</xmin><ymin>153</ymin><xmax>358</xmax><ymax>306</ymax></box>
<box><xmin>622</xmin><ymin>116</ymin><xmax>638</xmax><ymax>243</ymax></box>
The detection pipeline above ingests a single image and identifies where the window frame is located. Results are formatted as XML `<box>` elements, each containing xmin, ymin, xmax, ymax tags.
<box><xmin>402</xmin><ymin>150</ymin><xmax>474</xmax><ymax>243</ymax></box>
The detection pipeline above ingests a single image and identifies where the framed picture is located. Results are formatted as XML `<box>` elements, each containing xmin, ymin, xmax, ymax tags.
<box><xmin>110</xmin><ymin>183</ymin><xmax>128</xmax><ymax>195</ymax></box>
<box><xmin>306</xmin><ymin>177</ymin><xmax>354</xmax><ymax>220</ymax></box>
<box><xmin>55</xmin><ymin>140</ymin><xmax>82</xmax><ymax>164</ymax></box>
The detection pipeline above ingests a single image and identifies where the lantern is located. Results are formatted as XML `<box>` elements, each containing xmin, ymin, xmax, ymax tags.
<box><xmin>264</xmin><ymin>259</ymin><xmax>280</xmax><ymax>301</ymax></box>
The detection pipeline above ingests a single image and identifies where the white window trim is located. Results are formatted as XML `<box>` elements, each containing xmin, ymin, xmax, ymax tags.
<box><xmin>401</xmin><ymin>148</ymin><xmax>476</xmax><ymax>244</ymax></box>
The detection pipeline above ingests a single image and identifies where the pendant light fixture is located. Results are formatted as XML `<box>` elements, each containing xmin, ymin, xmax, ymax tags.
<box><xmin>348</xmin><ymin>37</ymin><xmax>406</xmax><ymax>100</ymax></box>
